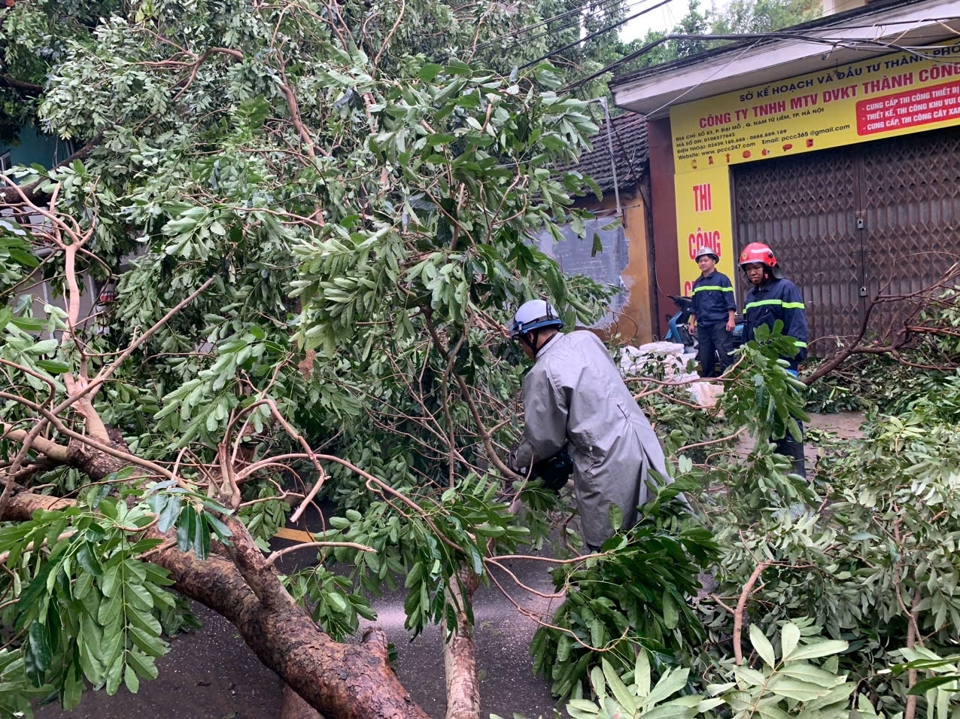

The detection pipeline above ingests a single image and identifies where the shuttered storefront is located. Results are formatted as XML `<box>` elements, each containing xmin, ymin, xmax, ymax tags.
<box><xmin>733</xmin><ymin>126</ymin><xmax>960</xmax><ymax>355</ymax></box>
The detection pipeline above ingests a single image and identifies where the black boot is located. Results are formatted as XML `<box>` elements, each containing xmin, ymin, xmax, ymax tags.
<box><xmin>775</xmin><ymin>434</ymin><xmax>807</xmax><ymax>479</ymax></box>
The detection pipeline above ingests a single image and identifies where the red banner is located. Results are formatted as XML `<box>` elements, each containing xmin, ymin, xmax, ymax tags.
<box><xmin>856</xmin><ymin>79</ymin><xmax>960</xmax><ymax>136</ymax></box>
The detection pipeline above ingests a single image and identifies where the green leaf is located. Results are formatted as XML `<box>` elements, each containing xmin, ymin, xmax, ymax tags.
<box><xmin>11</xmin><ymin>316</ymin><xmax>44</xmax><ymax>332</ymax></box>
<box><xmin>785</xmin><ymin>639</ymin><xmax>848</xmax><ymax>662</ymax></box>
<box><xmin>909</xmin><ymin>675</ymin><xmax>960</xmax><ymax>695</ymax></box>
<box><xmin>590</xmin><ymin>666</ymin><xmax>606</xmax><ymax>700</ymax></box>
<box><xmin>77</xmin><ymin>544</ymin><xmax>103</xmax><ymax>577</ymax></box>
<box><xmin>36</xmin><ymin>359</ymin><xmax>72</xmax><ymax>375</ymax></box>
<box><xmin>105</xmin><ymin>653</ymin><xmax>124</xmax><ymax>695</ymax></box>
<box><xmin>100</xmin><ymin>563</ymin><xmax>121</xmax><ymax>598</ymax></box>
<box><xmin>204</xmin><ymin>512</ymin><xmax>233</xmax><ymax>542</ymax></box>
<box><xmin>646</xmin><ymin>667</ymin><xmax>690</xmax><ymax>706</ymax></box>
<box><xmin>779</xmin><ymin>662</ymin><xmax>845</xmax><ymax>685</ymax></box>
<box><xmin>98</xmin><ymin>594</ymin><xmax>122</xmax><ymax>634</ymax></box>
<box><xmin>8</xmin><ymin>247</ymin><xmax>39</xmax><ymax>267</ymax></box>
<box><xmin>28</xmin><ymin>338</ymin><xmax>58</xmax><ymax>355</ymax></box>
<box><xmin>781</xmin><ymin>622</ymin><xmax>801</xmax><ymax>660</ymax></box>
<box><xmin>158</xmin><ymin>495</ymin><xmax>181</xmax><ymax>533</ymax></box>
<box><xmin>419</xmin><ymin>64</ymin><xmax>443</xmax><ymax>82</ymax></box>
<box><xmin>750</xmin><ymin>624</ymin><xmax>777</xmax><ymax>668</ymax></box>
<box><xmin>194</xmin><ymin>512</ymin><xmax>210</xmax><ymax>560</ymax></box>
<box><xmin>662</xmin><ymin>591</ymin><xmax>679</xmax><ymax>630</ymax></box>
<box><xmin>124</xmin><ymin>664</ymin><xmax>140</xmax><ymax>694</ymax></box>
<box><xmin>25</xmin><ymin>621</ymin><xmax>52</xmax><ymax>687</ymax></box>
<box><xmin>62</xmin><ymin>662</ymin><xmax>83</xmax><ymax>710</ymax></box>
<box><xmin>327</xmin><ymin>592</ymin><xmax>349</xmax><ymax>613</ymax></box>
<box><xmin>130</xmin><ymin>627</ymin><xmax>167</xmax><ymax>658</ymax></box>
<box><xmin>177</xmin><ymin>506</ymin><xmax>197</xmax><ymax>554</ymax></box>
<box><xmin>601</xmin><ymin>659</ymin><xmax>636</xmax><ymax>715</ymax></box>
<box><xmin>768</xmin><ymin>677</ymin><xmax>830</xmax><ymax>702</ymax></box>
<box><xmin>635</xmin><ymin>650</ymin><xmax>651</xmax><ymax>698</ymax></box>
<box><xmin>127</xmin><ymin>650</ymin><xmax>159</xmax><ymax>681</ymax></box>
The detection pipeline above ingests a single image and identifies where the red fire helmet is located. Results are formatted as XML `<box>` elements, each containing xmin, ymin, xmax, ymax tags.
<box><xmin>738</xmin><ymin>242</ymin><xmax>778</xmax><ymax>269</ymax></box>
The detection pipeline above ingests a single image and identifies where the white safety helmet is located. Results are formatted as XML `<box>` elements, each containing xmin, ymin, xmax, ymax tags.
<box><xmin>695</xmin><ymin>246</ymin><xmax>719</xmax><ymax>262</ymax></box>
<box><xmin>509</xmin><ymin>299</ymin><xmax>564</xmax><ymax>339</ymax></box>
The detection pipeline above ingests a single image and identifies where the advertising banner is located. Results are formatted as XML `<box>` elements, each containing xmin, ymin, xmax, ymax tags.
<box><xmin>670</xmin><ymin>40</ymin><xmax>960</xmax><ymax>173</ymax></box>
<box><xmin>674</xmin><ymin>166</ymin><xmax>736</xmax><ymax>297</ymax></box>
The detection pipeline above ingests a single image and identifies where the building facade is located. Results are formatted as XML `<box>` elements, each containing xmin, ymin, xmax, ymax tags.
<box><xmin>550</xmin><ymin>111</ymin><xmax>657</xmax><ymax>345</ymax></box>
<box><xmin>612</xmin><ymin>0</ymin><xmax>960</xmax><ymax>353</ymax></box>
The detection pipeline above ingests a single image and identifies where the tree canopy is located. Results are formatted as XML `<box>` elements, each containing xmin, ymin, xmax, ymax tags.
<box><xmin>7</xmin><ymin>3</ymin><xmax>960</xmax><ymax>719</ymax></box>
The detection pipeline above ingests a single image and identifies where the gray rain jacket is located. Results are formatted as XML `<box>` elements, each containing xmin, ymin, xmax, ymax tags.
<box><xmin>514</xmin><ymin>331</ymin><xmax>672</xmax><ymax>549</ymax></box>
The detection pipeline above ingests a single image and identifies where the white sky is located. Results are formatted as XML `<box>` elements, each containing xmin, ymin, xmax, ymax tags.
<box><xmin>619</xmin><ymin>0</ymin><xmax>731</xmax><ymax>44</ymax></box>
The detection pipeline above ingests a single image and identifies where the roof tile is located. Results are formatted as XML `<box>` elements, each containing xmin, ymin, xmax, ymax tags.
<box><xmin>557</xmin><ymin>111</ymin><xmax>647</xmax><ymax>196</ymax></box>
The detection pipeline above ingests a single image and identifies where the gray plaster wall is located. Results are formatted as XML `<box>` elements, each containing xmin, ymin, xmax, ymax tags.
<box><xmin>535</xmin><ymin>217</ymin><xmax>628</xmax><ymax>324</ymax></box>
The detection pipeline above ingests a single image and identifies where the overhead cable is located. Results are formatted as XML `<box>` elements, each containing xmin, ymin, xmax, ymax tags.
<box><xmin>559</xmin><ymin>22</ymin><xmax>960</xmax><ymax>93</ymax></box>
<box><xmin>490</xmin><ymin>0</ymin><xmax>655</xmax><ymax>57</ymax></box>
<box><xmin>474</xmin><ymin>0</ymin><xmax>626</xmax><ymax>50</ymax></box>
<box><xmin>520</xmin><ymin>0</ymin><xmax>672</xmax><ymax>69</ymax></box>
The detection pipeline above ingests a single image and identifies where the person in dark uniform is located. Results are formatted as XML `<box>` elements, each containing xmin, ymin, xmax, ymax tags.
<box><xmin>739</xmin><ymin>242</ymin><xmax>809</xmax><ymax>478</ymax></box>
<box><xmin>688</xmin><ymin>247</ymin><xmax>737</xmax><ymax>377</ymax></box>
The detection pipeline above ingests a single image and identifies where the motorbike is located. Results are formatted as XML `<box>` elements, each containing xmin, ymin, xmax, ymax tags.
<box><xmin>663</xmin><ymin>294</ymin><xmax>745</xmax><ymax>351</ymax></box>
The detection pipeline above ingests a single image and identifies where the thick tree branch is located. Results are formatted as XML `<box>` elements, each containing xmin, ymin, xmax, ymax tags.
<box><xmin>421</xmin><ymin>309</ymin><xmax>520</xmax><ymax>481</ymax></box>
<box><xmin>734</xmin><ymin>560</ymin><xmax>770</xmax><ymax>666</ymax></box>
<box><xmin>0</xmin><ymin>74</ymin><xmax>43</xmax><ymax>96</ymax></box>
<box><xmin>0</xmin><ymin>491</ymin><xmax>429</xmax><ymax>719</ymax></box>
<box><xmin>0</xmin><ymin>422</ymin><xmax>70</xmax><ymax>463</ymax></box>
<box><xmin>804</xmin><ymin>264</ymin><xmax>960</xmax><ymax>385</ymax></box>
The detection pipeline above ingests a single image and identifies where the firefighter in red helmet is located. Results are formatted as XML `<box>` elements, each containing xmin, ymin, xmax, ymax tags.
<box><xmin>739</xmin><ymin>242</ymin><xmax>809</xmax><ymax>478</ymax></box>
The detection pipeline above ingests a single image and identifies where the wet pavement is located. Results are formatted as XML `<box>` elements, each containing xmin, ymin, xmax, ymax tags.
<box><xmin>735</xmin><ymin>411</ymin><xmax>866</xmax><ymax>471</ymax></box>
<box><xmin>37</xmin><ymin>603</ymin><xmax>283</xmax><ymax>719</ymax></box>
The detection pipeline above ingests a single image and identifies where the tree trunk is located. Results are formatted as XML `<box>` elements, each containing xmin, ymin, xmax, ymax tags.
<box><xmin>442</xmin><ymin>572</ymin><xmax>481</xmax><ymax>719</ymax></box>
<box><xmin>1</xmin><ymin>491</ymin><xmax>430</xmax><ymax>719</ymax></box>
<box><xmin>281</xmin><ymin>683</ymin><xmax>324</xmax><ymax>719</ymax></box>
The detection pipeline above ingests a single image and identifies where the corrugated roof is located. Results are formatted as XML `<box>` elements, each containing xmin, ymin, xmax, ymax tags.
<box><xmin>559</xmin><ymin>111</ymin><xmax>647</xmax><ymax>196</ymax></box>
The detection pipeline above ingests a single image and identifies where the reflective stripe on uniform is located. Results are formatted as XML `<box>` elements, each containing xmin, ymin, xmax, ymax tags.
<box><xmin>794</xmin><ymin>341</ymin><xmax>808</xmax><ymax>348</ymax></box>
<box><xmin>745</xmin><ymin>299</ymin><xmax>806</xmax><ymax>311</ymax></box>
<box><xmin>692</xmin><ymin>285</ymin><xmax>734</xmax><ymax>294</ymax></box>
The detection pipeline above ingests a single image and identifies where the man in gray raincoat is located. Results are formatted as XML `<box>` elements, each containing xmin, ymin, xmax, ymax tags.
<box><xmin>507</xmin><ymin>299</ymin><xmax>674</xmax><ymax>551</ymax></box>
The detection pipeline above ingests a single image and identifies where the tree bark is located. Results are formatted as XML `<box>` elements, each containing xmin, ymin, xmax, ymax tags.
<box><xmin>0</xmin><ymin>74</ymin><xmax>43</xmax><ymax>96</ymax></box>
<box><xmin>1</xmin><ymin>489</ymin><xmax>430</xmax><ymax>719</ymax></box>
<box><xmin>442</xmin><ymin>572</ymin><xmax>481</xmax><ymax>719</ymax></box>
<box><xmin>281</xmin><ymin>684</ymin><xmax>324</xmax><ymax>719</ymax></box>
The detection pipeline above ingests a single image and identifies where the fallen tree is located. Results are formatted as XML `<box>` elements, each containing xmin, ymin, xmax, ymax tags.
<box><xmin>0</xmin><ymin>2</ymin><xmax>621</xmax><ymax>716</ymax></box>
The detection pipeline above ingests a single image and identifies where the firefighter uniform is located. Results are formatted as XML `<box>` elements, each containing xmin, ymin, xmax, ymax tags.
<box><xmin>691</xmin><ymin>271</ymin><xmax>737</xmax><ymax>376</ymax></box>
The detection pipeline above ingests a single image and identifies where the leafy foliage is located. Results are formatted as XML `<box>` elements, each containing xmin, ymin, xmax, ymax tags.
<box><xmin>530</xmin><ymin>505</ymin><xmax>718</xmax><ymax>699</ymax></box>
<box><xmin>0</xmin><ymin>492</ymin><xmax>174</xmax><ymax>712</ymax></box>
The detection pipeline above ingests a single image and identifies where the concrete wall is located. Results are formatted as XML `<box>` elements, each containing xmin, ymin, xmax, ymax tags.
<box><xmin>536</xmin><ymin>188</ymin><xmax>655</xmax><ymax>345</ymax></box>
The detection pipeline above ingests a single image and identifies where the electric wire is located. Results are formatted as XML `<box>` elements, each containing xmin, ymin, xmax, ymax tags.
<box><xmin>495</xmin><ymin>0</ymin><xmax>654</xmax><ymax>57</ymax></box>
<box><xmin>519</xmin><ymin>0</ymin><xmax>672</xmax><ymax>69</ymax></box>
<box><xmin>474</xmin><ymin>0</ymin><xmax>626</xmax><ymax>50</ymax></box>
<box><xmin>560</xmin><ymin>21</ymin><xmax>960</xmax><ymax>95</ymax></box>
<box><xmin>479</xmin><ymin>0</ymin><xmax>656</xmax><ymax>56</ymax></box>
<box><xmin>638</xmin><ymin>39</ymin><xmax>763</xmax><ymax>119</ymax></box>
